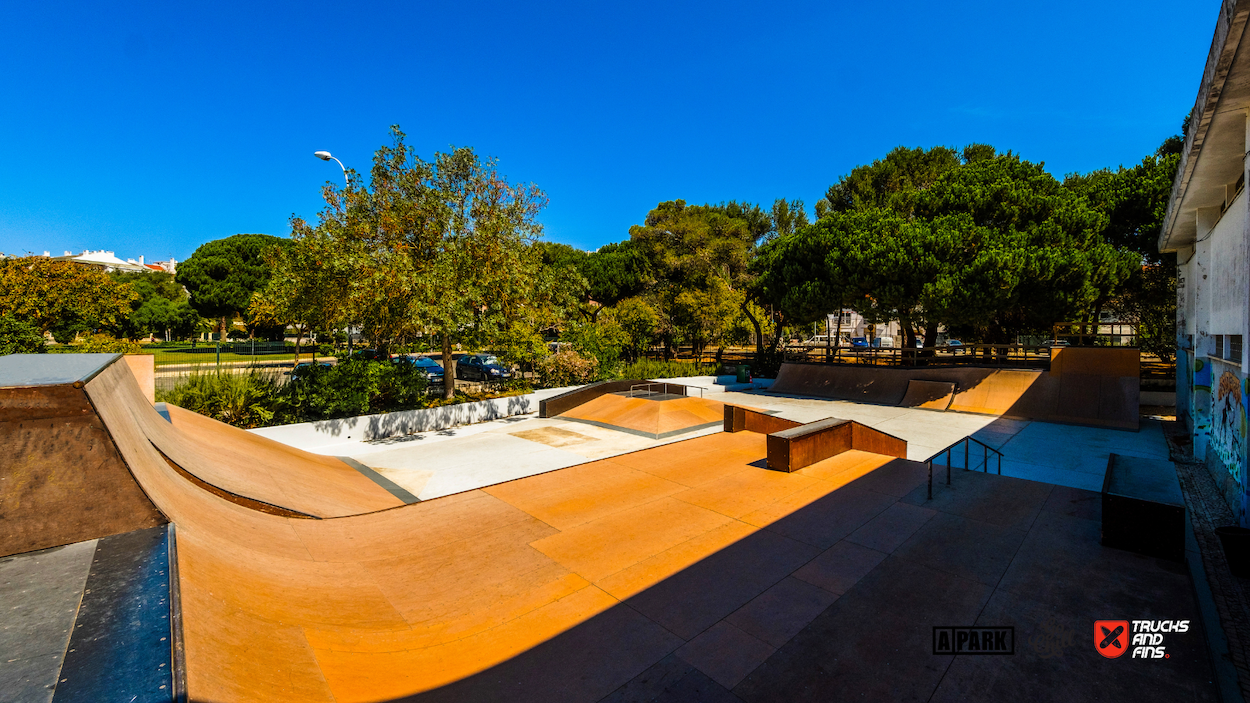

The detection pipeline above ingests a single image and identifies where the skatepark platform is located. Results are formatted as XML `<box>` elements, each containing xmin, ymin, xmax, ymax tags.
<box><xmin>0</xmin><ymin>354</ymin><xmax>1216</xmax><ymax>702</ymax></box>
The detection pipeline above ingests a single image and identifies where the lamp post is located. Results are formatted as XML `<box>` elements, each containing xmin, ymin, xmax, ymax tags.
<box><xmin>314</xmin><ymin>150</ymin><xmax>348</xmax><ymax>187</ymax></box>
<box><xmin>314</xmin><ymin>150</ymin><xmax>352</xmax><ymax>358</ymax></box>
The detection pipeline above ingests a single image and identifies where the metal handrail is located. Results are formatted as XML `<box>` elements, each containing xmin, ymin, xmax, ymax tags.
<box><xmin>925</xmin><ymin>436</ymin><xmax>1003</xmax><ymax>500</ymax></box>
<box><xmin>627</xmin><ymin>382</ymin><xmax>704</xmax><ymax>399</ymax></box>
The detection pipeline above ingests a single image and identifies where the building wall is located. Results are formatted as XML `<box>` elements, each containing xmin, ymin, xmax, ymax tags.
<box><xmin>1181</xmin><ymin>181</ymin><xmax>1250</xmax><ymax>523</ymax></box>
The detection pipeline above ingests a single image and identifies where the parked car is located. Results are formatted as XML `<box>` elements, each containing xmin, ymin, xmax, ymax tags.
<box><xmin>285</xmin><ymin>360</ymin><xmax>333</xmax><ymax>378</ymax></box>
<box><xmin>800</xmin><ymin>334</ymin><xmax>847</xmax><ymax>347</ymax></box>
<box><xmin>872</xmin><ymin>336</ymin><xmax>895</xmax><ymax>348</ymax></box>
<box><xmin>351</xmin><ymin>348</ymin><xmax>390</xmax><ymax>362</ymax></box>
<box><xmin>456</xmin><ymin>354</ymin><xmax>513</xmax><ymax>381</ymax></box>
<box><xmin>849</xmin><ymin>337</ymin><xmax>870</xmax><ymax>349</ymax></box>
<box><xmin>393</xmin><ymin>355</ymin><xmax>445</xmax><ymax>384</ymax></box>
<box><xmin>1041</xmin><ymin>339</ymin><xmax>1071</xmax><ymax>348</ymax></box>
<box><xmin>943</xmin><ymin>340</ymin><xmax>965</xmax><ymax>355</ymax></box>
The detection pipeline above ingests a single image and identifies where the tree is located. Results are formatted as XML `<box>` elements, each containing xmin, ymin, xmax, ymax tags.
<box><xmin>110</xmin><ymin>270</ymin><xmax>202</xmax><ymax>341</ymax></box>
<box><xmin>816</xmin><ymin>145</ymin><xmax>962</xmax><ymax>218</ymax></box>
<box><xmin>177</xmin><ymin>234</ymin><xmax>288</xmax><ymax>340</ymax></box>
<box><xmin>0</xmin><ymin>315</ymin><xmax>45</xmax><ymax>354</ymax></box>
<box><xmin>297</xmin><ymin>126</ymin><xmax>547</xmax><ymax>398</ymax></box>
<box><xmin>0</xmin><ymin>258</ymin><xmax>137</xmax><ymax>340</ymax></box>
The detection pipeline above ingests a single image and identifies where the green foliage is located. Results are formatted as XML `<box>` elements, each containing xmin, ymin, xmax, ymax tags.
<box><xmin>0</xmin><ymin>258</ymin><xmax>138</xmax><ymax>336</ymax></box>
<box><xmin>537</xmin><ymin>349</ymin><xmax>599</xmax><ymax>387</ymax></box>
<box><xmin>0</xmin><ymin>314</ymin><xmax>46</xmax><ymax>354</ymax></box>
<box><xmin>617</xmin><ymin>359</ymin><xmax>718</xmax><ymax>379</ymax></box>
<box><xmin>157</xmin><ymin>368</ymin><xmax>284</xmax><ymax>429</ymax></box>
<box><xmin>562</xmin><ymin>316</ymin><xmax>628</xmax><ymax>376</ymax></box>
<box><xmin>606</xmin><ymin>297</ymin><xmax>658</xmax><ymax>362</ymax></box>
<box><xmin>75</xmin><ymin>333</ymin><xmax>144</xmax><ymax>354</ymax></box>
<box><xmin>177</xmin><ymin>234</ymin><xmax>288</xmax><ymax>324</ymax></box>
<box><xmin>281</xmin><ymin>358</ymin><xmax>428</xmax><ymax>420</ymax></box>
<box><xmin>110</xmin><ymin>270</ymin><xmax>203</xmax><ymax>340</ymax></box>
<box><xmin>817</xmin><ymin>145</ymin><xmax>962</xmax><ymax>217</ymax></box>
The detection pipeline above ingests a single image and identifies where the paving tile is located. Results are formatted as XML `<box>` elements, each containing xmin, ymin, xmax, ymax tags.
<box><xmin>483</xmin><ymin>461</ymin><xmax>687</xmax><ymax>530</ymax></box>
<box><xmin>677</xmin><ymin>621</ymin><xmax>775</xmax><ymax>690</ymax></box>
<box><xmin>600</xmin><ymin>653</ymin><xmax>743</xmax><ymax>703</ymax></box>
<box><xmin>889</xmin><ymin>511</ymin><xmax>1027</xmax><ymax>586</ymax></box>
<box><xmin>901</xmin><ymin>469</ymin><xmax>1051</xmax><ymax>531</ymax></box>
<box><xmin>674</xmin><ymin>469</ymin><xmax>819</xmax><ymax>519</ymax></box>
<box><xmin>930</xmin><ymin>587</ymin><xmax>1215</xmax><ymax>703</ymax></box>
<box><xmin>530</xmin><ymin>498</ymin><xmax>735</xmax><ymax>583</ymax></box>
<box><xmin>839</xmin><ymin>457</ymin><xmax>931</xmax><ymax>497</ymax></box>
<box><xmin>725</xmin><ymin>577</ymin><xmax>838</xmax><ymax>648</ymax></box>
<box><xmin>1039</xmin><ymin>484</ymin><xmax>1101</xmax><ymax>522</ymax></box>
<box><xmin>625</xmin><ymin>529</ymin><xmax>820</xmax><ymax>641</ymax></box>
<box><xmin>412</xmin><ymin>589</ymin><xmax>684</xmax><ymax>703</ymax></box>
<box><xmin>733</xmin><ymin>558</ymin><xmax>993</xmax><ymax>703</ymax></box>
<box><xmin>742</xmin><ymin>485</ymin><xmax>896</xmax><ymax>550</ymax></box>
<box><xmin>792</xmin><ymin>540</ymin><xmax>888</xmax><ymax>595</ymax></box>
<box><xmin>995</xmin><ymin>509</ymin><xmax>1193</xmax><ymax>612</ymax></box>
<box><xmin>596</xmin><ymin>522</ymin><xmax>757</xmax><ymax>601</ymax></box>
<box><xmin>845</xmin><ymin>502</ymin><xmax>936</xmax><ymax>553</ymax></box>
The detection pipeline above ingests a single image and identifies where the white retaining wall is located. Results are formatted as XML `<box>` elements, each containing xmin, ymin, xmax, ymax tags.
<box><xmin>248</xmin><ymin>386</ymin><xmax>576</xmax><ymax>450</ymax></box>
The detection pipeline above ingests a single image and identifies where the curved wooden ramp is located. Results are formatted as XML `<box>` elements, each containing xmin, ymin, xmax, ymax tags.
<box><xmin>898</xmin><ymin>380</ymin><xmax>955</xmax><ymax>411</ymax></box>
<box><xmin>150</xmin><ymin>403</ymin><xmax>406</xmax><ymax>517</ymax></box>
<box><xmin>85</xmin><ymin>358</ymin><xmax>904</xmax><ymax>702</ymax></box>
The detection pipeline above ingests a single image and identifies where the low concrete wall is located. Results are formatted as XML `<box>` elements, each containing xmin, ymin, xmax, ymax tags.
<box><xmin>250</xmin><ymin>386</ymin><xmax>576</xmax><ymax>450</ymax></box>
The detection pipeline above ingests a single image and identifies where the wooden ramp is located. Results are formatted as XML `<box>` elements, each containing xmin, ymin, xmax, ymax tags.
<box><xmin>80</xmin><ymin>357</ymin><xmax>905</xmax><ymax>702</ymax></box>
<box><xmin>558</xmin><ymin>392</ymin><xmax>726</xmax><ymax>438</ymax></box>
<box><xmin>898</xmin><ymin>380</ymin><xmax>955</xmax><ymax>411</ymax></box>
<box><xmin>768</xmin><ymin>348</ymin><xmax>1140</xmax><ymax>430</ymax></box>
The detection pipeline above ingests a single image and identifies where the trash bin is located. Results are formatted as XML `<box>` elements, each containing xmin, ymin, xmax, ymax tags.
<box><xmin>736</xmin><ymin>364</ymin><xmax>751</xmax><ymax>384</ymax></box>
<box><xmin>1215</xmin><ymin>526</ymin><xmax>1250</xmax><ymax>577</ymax></box>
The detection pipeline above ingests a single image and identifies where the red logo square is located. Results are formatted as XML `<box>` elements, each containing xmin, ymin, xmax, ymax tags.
<box><xmin>1095</xmin><ymin>620</ymin><xmax>1129</xmax><ymax>658</ymax></box>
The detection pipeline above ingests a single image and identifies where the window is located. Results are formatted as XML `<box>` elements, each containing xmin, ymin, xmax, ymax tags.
<box><xmin>1214</xmin><ymin>335</ymin><xmax>1224</xmax><ymax>358</ymax></box>
<box><xmin>1230</xmin><ymin>335</ymin><xmax>1243</xmax><ymax>362</ymax></box>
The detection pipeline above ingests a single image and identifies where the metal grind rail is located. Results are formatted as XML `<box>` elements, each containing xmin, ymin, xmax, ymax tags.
<box><xmin>627</xmin><ymin>382</ymin><xmax>704</xmax><ymax>399</ymax></box>
<box><xmin>925</xmin><ymin>436</ymin><xmax>1003</xmax><ymax>500</ymax></box>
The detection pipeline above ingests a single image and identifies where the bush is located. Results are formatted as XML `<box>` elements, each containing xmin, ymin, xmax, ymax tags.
<box><xmin>0</xmin><ymin>315</ymin><xmax>46</xmax><ymax>354</ymax></box>
<box><xmin>281</xmin><ymin>358</ymin><xmax>429</xmax><ymax>420</ymax></box>
<box><xmin>75</xmin><ymin>333</ymin><xmax>143</xmax><ymax>354</ymax></box>
<box><xmin>618</xmin><ymin>359</ymin><xmax>717</xmax><ymax>379</ymax></box>
<box><xmin>157</xmin><ymin>368</ymin><xmax>284</xmax><ymax>429</ymax></box>
<box><xmin>537</xmin><ymin>349</ymin><xmax>600</xmax><ymax>387</ymax></box>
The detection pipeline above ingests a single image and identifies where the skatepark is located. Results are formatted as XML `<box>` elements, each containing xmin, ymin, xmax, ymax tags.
<box><xmin>0</xmin><ymin>352</ymin><xmax>1220</xmax><ymax>701</ymax></box>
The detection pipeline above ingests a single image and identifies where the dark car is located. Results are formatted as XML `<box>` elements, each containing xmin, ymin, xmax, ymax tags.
<box><xmin>351</xmin><ymin>348</ymin><xmax>390</xmax><ymax>362</ymax></box>
<box><xmin>456</xmin><ymin>354</ymin><xmax>512</xmax><ymax>381</ymax></box>
<box><xmin>849</xmin><ymin>337</ymin><xmax>870</xmax><ymax>349</ymax></box>
<box><xmin>944</xmin><ymin>340</ymin><xmax>965</xmax><ymax>355</ymax></box>
<box><xmin>393</xmin><ymin>355</ymin><xmax>445</xmax><ymax>385</ymax></box>
<box><xmin>285</xmin><ymin>360</ymin><xmax>333</xmax><ymax>380</ymax></box>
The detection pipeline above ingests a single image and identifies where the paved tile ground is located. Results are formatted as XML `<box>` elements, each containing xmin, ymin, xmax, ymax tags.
<box><xmin>0</xmin><ymin>540</ymin><xmax>95</xmax><ymax>703</ymax></box>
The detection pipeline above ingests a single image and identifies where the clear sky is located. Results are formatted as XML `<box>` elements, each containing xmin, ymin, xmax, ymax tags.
<box><xmin>0</xmin><ymin>0</ymin><xmax>1218</xmax><ymax>261</ymax></box>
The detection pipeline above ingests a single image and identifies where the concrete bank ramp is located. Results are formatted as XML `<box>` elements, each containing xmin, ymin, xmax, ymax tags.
<box><xmin>767</xmin><ymin>347</ymin><xmax>1139</xmax><ymax>430</ymax></box>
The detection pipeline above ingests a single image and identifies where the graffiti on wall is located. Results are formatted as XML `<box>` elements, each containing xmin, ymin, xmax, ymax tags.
<box><xmin>1212</xmin><ymin>370</ymin><xmax>1247</xmax><ymax>488</ymax></box>
<box><xmin>1195</xmin><ymin>357</ymin><xmax>1212</xmax><ymax>433</ymax></box>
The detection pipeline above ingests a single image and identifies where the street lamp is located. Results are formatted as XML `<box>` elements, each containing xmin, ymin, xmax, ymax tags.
<box><xmin>314</xmin><ymin>150</ymin><xmax>352</xmax><ymax>357</ymax></box>
<box><xmin>314</xmin><ymin>151</ymin><xmax>348</xmax><ymax>187</ymax></box>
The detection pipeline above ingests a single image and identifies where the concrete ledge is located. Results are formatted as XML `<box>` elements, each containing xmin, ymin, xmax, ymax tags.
<box><xmin>250</xmin><ymin>386</ymin><xmax>575</xmax><ymax>449</ymax></box>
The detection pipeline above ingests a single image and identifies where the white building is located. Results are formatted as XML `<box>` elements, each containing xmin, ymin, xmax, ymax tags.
<box><xmin>48</xmin><ymin>250</ymin><xmax>164</xmax><ymax>274</ymax></box>
<box><xmin>1159</xmin><ymin>1</ymin><xmax>1250</xmax><ymax>522</ymax></box>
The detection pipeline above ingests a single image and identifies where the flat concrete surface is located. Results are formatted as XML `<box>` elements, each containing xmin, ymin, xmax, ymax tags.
<box><xmin>0</xmin><ymin>540</ymin><xmax>95</xmax><ymax>703</ymax></box>
<box><xmin>0</xmin><ymin>353</ymin><xmax>117</xmax><ymax>388</ymax></box>
<box><xmin>336</xmin><ymin>412</ymin><xmax>722</xmax><ymax>500</ymax></box>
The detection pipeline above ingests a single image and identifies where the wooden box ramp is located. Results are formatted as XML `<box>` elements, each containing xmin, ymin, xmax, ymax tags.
<box><xmin>725</xmin><ymin>405</ymin><xmax>906</xmax><ymax>473</ymax></box>
<box><xmin>0</xmin><ymin>353</ymin><xmax>166</xmax><ymax>557</ymax></box>
<box><xmin>538</xmin><ymin>378</ymin><xmax>691</xmax><ymax>418</ymax></box>
<box><xmin>556</xmin><ymin>391</ymin><xmax>725</xmax><ymax>439</ymax></box>
<box><xmin>768</xmin><ymin>358</ymin><xmax>1139</xmax><ymax>430</ymax></box>
<box><xmin>898</xmin><ymin>380</ymin><xmax>955</xmax><ymax>410</ymax></box>
<box><xmin>68</xmin><ymin>356</ymin><xmax>914</xmax><ymax>702</ymax></box>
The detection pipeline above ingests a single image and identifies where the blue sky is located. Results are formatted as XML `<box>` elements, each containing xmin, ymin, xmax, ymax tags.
<box><xmin>0</xmin><ymin>1</ymin><xmax>1218</xmax><ymax>261</ymax></box>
